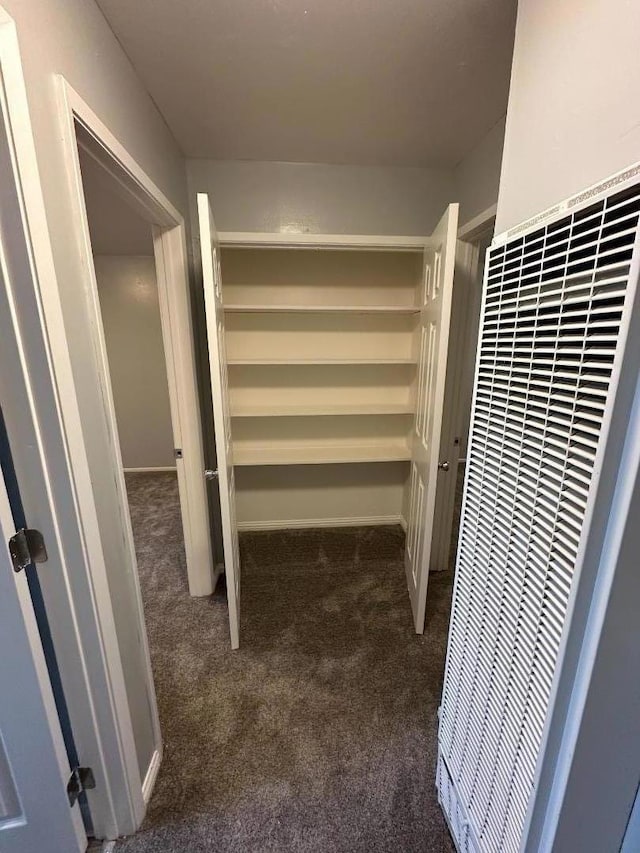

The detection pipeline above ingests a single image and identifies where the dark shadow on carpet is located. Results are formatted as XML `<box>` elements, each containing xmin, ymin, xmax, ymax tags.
<box><xmin>117</xmin><ymin>472</ymin><xmax>455</xmax><ymax>853</ymax></box>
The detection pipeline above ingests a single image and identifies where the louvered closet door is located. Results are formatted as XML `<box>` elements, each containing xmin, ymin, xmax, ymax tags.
<box><xmin>437</xmin><ymin>182</ymin><xmax>640</xmax><ymax>852</ymax></box>
<box><xmin>405</xmin><ymin>204</ymin><xmax>458</xmax><ymax>633</ymax></box>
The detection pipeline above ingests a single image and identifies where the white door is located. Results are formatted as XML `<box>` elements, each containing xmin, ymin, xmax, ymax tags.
<box><xmin>197</xmin><ymin>193</ymin><xmax>241</xmax><ymax>650</ymax></box>
<box><xmin>405</xmin><ymin>203</ymin><xmax>459</xmax><ymax>633</ymax></box>
<box><xmin>0</xmin><ymin>472</ymin><xmax>85</xmax><ymax>852</ymax></box>
<box><xmin>429</xmin><ymin>240</ymin><xmax>482</xmax><ymax>572</ymax></box>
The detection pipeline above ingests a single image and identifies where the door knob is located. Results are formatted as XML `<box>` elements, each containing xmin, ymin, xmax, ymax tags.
<box><xmin>204</xmin><ymin>469</ymin><xmax>218</xmax><ymax>480</ymax></box>
<box><xmin>438</xmin><ymin>461</ymin><xmax>450</xmax><ymax>472</ymax></box>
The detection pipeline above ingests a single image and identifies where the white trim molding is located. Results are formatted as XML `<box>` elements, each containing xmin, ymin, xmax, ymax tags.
<box><xmin>457</xmin><ymin>203</ymin><xmax>497</xmax><ymax>241</ymax></box>
<box><xmin>57</xmin><ymin>79</ymin><xmax>215</xmax><ymax>603</ymax></box>
<box><xmin>51</xmin><ymin>77</ymin><xmax>223</xmax><ymax>834</ymax></box>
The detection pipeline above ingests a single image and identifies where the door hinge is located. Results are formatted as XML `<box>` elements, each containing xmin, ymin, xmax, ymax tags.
<box><xmin>67</xmin><ymin>766</ymin><xmax>95</xmax><ymax>807</ymax></box>
<box><xmin>8</xmin><ymin>528</ymin><xmax>48</xmax><ymax>573</ymax></box>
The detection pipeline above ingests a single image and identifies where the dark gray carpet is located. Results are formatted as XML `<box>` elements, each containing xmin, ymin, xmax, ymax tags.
<box><xmin>118</xmin><ymin>472</ymin><xmax>455</xmax><ymax>853</ymax></box>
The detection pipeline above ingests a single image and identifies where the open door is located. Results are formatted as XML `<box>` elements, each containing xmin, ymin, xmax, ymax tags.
<box><xmin>0</xmin><ymin>469</ymin><xmax>85</xmax><ymax>852</ymax></box>
<box><xmin>429</xmin><ymin>240</ymin><xmax>482</xmax><ymax>573</ymax></box>
<box><xmin>405</xmin><ymin>203</ymin><xmax>459</xmax><ymax>633</ymax></box>
<box><xmin>197</xmin><ymin>193</ymin><xmax>241</xmax><ymax>649</ymax></box>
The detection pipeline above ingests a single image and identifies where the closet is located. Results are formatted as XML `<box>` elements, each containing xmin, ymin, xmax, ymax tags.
<box><xmin>197</xmin><ymin>196</ymin><xmax>459</xmax><ymax>647</ymax></box>
<box><xmin>220</xmin><ymin>239</ymin><xmax>422</xmax><ymax>530</ymax></box>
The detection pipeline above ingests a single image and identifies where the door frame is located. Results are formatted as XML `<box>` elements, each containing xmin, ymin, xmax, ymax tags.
<box><xmin>429</xmin><ymin>208</ymin><xmax>495</xmax><ymax>572</ymax></box>
<box><xmin>0</xmin><ymin>7</ymin><xmax>145</xmax><ymax>838</ymax></box>
<box><xmin>52</xmin><ymin>79</ymin><xmax>217</xmax><ymax>825</ymax></box>
<box><xmin>58</xmin><ymin>80</ymin><xmax>216</xmax><ymax>600</ymax></box>
<box><xmin>0</xmin><ymin>12</ymin><xmax>215</xmax><ymax>835</ymax></box>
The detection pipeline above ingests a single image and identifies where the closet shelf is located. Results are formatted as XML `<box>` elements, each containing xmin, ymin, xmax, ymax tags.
<box><xmin>227</xmin><ymin>357</ymin><xmax>417</xmax><ymax>366</ymax></box>
<box><xmin>231</xmin><ymin>403</ymin><xmax>414</xmax><ymax>417</ymax></box>
<box><xmin>233</xmin><ymin>442</ymin><xmax>411</xmax><ymax>466</ymax></box>
<box><xmin>224</xmin><ymin>303</ymin><xmax>420</xmax><ymax>314</ymax></box>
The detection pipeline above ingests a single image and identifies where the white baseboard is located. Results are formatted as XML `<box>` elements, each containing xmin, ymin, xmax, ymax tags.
<box><xmin>123</xmin><ymin>466</ymin><xmax>176</xmax><ymax>473</ymax></box>
<box><xmin>141</xmin><ymin>747</ymin><xmax>162</xmax><ymax>804</ymax></box>
<box><xmin>399</xmin><ymin>515</ymin><xmax>408</xmax><ymax>532</ymax></box>
<box><xmin>237</xmin><ymin>514</ymin><xmax>405</xmax><ymax>532</ymax></box>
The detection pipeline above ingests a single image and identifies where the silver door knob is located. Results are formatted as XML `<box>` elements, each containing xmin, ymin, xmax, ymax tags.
<box><xmin>438</xmin><ymin>461</ymin><xmax>450</xmax><ymax>472</ymax></box>
<box><xmin>204</xmin><ymin>469</ymin><xmax>218</xmax><ymax>480</ymax></box>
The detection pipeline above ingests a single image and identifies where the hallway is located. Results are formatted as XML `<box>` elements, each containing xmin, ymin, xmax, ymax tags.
<box><xmin>118</xmin><ymin>472</ymin><xmax>455</xmax><ymax>853</ymax></box>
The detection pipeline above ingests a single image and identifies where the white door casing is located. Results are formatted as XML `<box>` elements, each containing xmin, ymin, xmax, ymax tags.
<box><xmin>197</xmin><ymin>193</ymin><xmax>241</xmax><ymax>649</ymax></box>
<box><xmin>405</xmin><ymin>204</ymin><xmax>459</xmax><ymax>633</ymax></box>
<box><xmin>0</xmin><ymin>470</ymin><xmax>85</xmax><ymax>853</ymax></box>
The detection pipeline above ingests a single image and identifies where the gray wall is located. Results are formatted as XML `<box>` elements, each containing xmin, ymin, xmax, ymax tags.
<box><xmin>496</xmin><ymin>0</ymin><xmax>640</xmax><ymax>233</ymax></box>
<box><xmin>95</xmin><ymin>256</ymin><xmax>175</xmax><ymax>470</ymax></box>
<box><xmin>454</xmin><ymin>117</ymin><xmax>505</xmax><ymax>229</ymax></box>
<box><xmin>187</xmin><ymin>160</ymin><xmax>456</xmax><ymax>235</ymax></box>
<box><xmin>187</xmin><ymin>149</ymin><xmax>506</xmax><ymax>241</ymax></box>
<box><xmin>2</xmin><ymin>0</ymin><xmax>188</xmax><ymax>803</ymax></box>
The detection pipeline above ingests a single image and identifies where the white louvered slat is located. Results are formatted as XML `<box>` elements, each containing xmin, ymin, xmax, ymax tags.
<box><xmin>437</xmin><ymin>180</ymin><xmax>640</xmax><ymax>852</ymax></box>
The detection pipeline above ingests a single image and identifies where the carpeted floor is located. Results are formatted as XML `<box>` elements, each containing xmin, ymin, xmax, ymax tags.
<box><xmin>117</xmin><ymin>472</ymin><xmax>455</xmax><ymax>853</ymax></box>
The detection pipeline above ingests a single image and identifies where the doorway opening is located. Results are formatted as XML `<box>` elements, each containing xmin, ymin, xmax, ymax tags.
<box><xmin>70</xmin><ymin>128</ymin><xmax>220</xmax><ymax>813</ymax></box>
<box><xmin>441</xmin><ymin>219</ymin><xmax>495</xmax><ymax>571</ymax></box>
<box><xmin>75</xmin><ymin>143</ymin><xmax>174</xmax><ymax>801</ymax></box>
<box><xmin>53</xmin><ymin>81</ymin><xmax>222</xmax><ymax>834</ymax></box>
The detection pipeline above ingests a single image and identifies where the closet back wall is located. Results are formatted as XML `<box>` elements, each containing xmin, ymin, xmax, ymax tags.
<box><xmin>187</xmin><ymin>160</ymin><xmax>456</xmax><ymax>235</ymax></box>
<box><xmin>95</xmin><ymin>256</ymin><xmax>175</xmax><ymax>471</ymax></box>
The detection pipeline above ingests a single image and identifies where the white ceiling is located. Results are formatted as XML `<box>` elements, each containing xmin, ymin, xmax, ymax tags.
<box><xmin>96</xmin><ymin>0</ymin><xmax>517</xmax><ymax>168</ymax></box>
<box><xmin>79</xmin><ymin>148</ymin><xmax>154</xmax><ymax>255</ymax></box>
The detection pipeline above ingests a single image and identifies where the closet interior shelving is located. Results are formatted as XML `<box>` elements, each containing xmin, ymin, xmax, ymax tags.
<box><xmin>219</xmin><ymin>234</ymin><xmax>426</xmax><ymax>528</ymax></box>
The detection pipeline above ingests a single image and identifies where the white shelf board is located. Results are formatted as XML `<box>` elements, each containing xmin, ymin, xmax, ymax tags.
<box><xmin>231</xmin><ymin>403</ymin><xmax>415</xmax><ymax>417</ymax></box>
<box><xmin>224</xmin><ymin>303</ymin><xmax>420</xmax><ymax>314</ymax></box>
<box><xmin>218</xmin><ymin>231</ymin><xmax>431</xmax><ymax>251</ymax></box>
<box><xmin>228</xmin><ymin>357</ymin><xmax>418</xmax><ymax>366</ymax></box>
<box><xmin>233</xmin><ymin>442</ymin><xmax>411</xmax><ymax>466</ymax></box>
